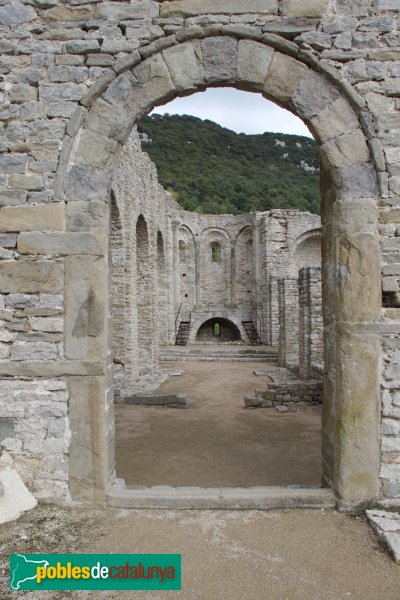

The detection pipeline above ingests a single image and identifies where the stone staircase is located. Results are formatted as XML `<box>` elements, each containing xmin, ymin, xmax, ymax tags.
<box><xmin>242</xmin><ymin>320</ymin><xmax>261</xmax><ymax>345</ymax></box>
<box><xmin>160</xmin><ymin>346</ymin><xmax>278</xmax><ymax>362</ymax></box>
<box><xmin>175</xmin><ymin>321</ymin><xmax>191</xmax><ymax>346</ymax></box>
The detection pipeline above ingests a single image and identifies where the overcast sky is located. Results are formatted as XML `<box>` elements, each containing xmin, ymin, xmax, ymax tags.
<box><xmin>152</xmin><ymin>87</ymin><xmax>313</xmax><ymax>138</ymax></box>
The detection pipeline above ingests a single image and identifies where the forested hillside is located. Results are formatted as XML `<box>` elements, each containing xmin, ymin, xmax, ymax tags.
<box><xmin>137</xmin><ymin>114</ymin><xmax>320</xmax><ymax>215</ymax></box>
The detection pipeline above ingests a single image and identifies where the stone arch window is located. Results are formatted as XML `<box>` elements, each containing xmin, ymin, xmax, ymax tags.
<box><xmin>213</xmin><ymin>322</ymin><xmax>221</xmax><ymax>336</ymax></box>
<box><xmin>211</xmin><ymin>242</ymin><xmax>221</xmax><ymax>263</ymax></box>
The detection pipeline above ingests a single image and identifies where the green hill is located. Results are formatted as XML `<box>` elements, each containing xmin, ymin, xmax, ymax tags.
<box><xmin>137</xmin><ymin>114</ymin><xmax>320</xmax><ymax>215</ymax></box>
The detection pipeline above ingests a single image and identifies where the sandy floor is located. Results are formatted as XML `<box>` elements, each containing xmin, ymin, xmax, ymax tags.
<box><xmin>115</xmin><ymin>361</ymin><xmax>322</xmax><ymax>488</ymax></box>
<box><xmin>1</xmin><ymin>505</ymin><xmax>400</xmax><ymax>600</ymax></box>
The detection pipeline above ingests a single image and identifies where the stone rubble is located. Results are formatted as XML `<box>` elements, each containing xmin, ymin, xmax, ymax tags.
<box><xmin>366</xmin><ymin>509</ymin><xmax>400</xmax><ymax>563</ymax></box>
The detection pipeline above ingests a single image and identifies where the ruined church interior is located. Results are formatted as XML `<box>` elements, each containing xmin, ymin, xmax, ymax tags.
<box><xmin>111</xmin><ymin>94</ymin><xmax>324</xmax><ymax>490</ymax></box>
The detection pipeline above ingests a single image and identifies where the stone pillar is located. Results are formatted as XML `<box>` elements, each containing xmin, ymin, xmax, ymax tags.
<box><xmin>258</xmin><ymin>217</ymin><xmax>269</xmax><ymax>344</ymax></box>
<box><xmin>253</xmin><ymin>221</ymin><xmax>261</xmax><ymax>335</ymax></box>
<box><xmin>323</xmin><ymin>194</ymin><xmax>381</xmax><ymax>505</ymax></box>
<box><xmin>195</xmin><ymin>237</ymin><xmax>201</xmax><ymax>308</ymax></box>
<box><xmin>278</xmin><ymin>277</ymin><xmax>299</xmax><ymax>369</ymax></box>
<box><xmin>231</xmin><ymin>240</ymin><xmax>237</xmax><ymax>307</ymax></box>
<box><xmin>172</xmin><ymin>220</ymin><xmax>180</xmax><ymax>313</ymax></box>
<box><xmin>298</xmin><ymin>267</ymin><xmax>323</xmax><ymax>380</ymax></box>
<box><xmin>268</xmin><ymin>276</ymin><xmax>280</xmax><ymax>346</ymax></box>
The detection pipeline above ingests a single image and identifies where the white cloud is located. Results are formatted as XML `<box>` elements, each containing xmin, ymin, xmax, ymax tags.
<box><xmin>151</xmin><ymin>87</ymin><xmax>313</xmax><ymax>138</ymax></box>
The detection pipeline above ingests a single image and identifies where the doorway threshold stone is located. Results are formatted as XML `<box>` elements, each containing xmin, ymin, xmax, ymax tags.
<box><xmin>107</xmin><ymin>486</ymin><xmax>336</xmax><ymax>510</ymax></box>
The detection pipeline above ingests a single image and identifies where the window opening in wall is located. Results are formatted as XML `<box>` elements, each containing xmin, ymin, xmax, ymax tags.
<box><xmin>213</xmin><ymin>323</ymin><xmax>221</xmax><ymax>336</ymax></box>
<box><xmin>211</xmin><ymin>243</ymin><xmax>221</xmax><ymax>263</ymax></box>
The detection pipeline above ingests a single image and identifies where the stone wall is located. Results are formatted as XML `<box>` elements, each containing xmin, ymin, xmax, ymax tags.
<box><xmin>259</xmin><ymin>211</ymin><xmax>321</xmax><ymax>345</ymax></box>
<box><xmin>299</xmin><ymin>267</ymin><xmax>323</xmax><ymax>380</ymax></box>
<box><xmin>278</xmin><ymin>277</ymin><xmax>299</xmax><ymax>369</ymax></box>
<box><xmin>0</xmin><ymin>0</ymin><xmax>398</xmax><ymax>506</ymax></box>
<box><xmin>111</xmin><ymin>128</ymin><xmax>175</xmax><ymax>387</ymax></box>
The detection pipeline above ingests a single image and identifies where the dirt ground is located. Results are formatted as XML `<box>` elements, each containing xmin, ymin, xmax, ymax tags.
<box><xmin>115</xmin><ymin>361</ymin><xmax>322</xmax><ymax>487</ymax></box>
<box><xmin>4</xmin><ymin>360</ymin><xmax>397</xmax><ymax>598</ymax></box>
<box><xmin>1</xmin><ymin>505</ymin><xmax>400</xmax><ymax>599</ymax></box>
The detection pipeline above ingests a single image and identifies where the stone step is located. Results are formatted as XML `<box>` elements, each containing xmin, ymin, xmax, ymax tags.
<box><xmin>161</xmin><ymin>351</ymin><xmax>278</xmax><ymax>356</ymax></box>
<box><xmin>108</xmin><ymin>486</ymin><xmax>337</xmax><ymax>510</ymax></box>
<box><xmin>160</xmin><ymin>355</ymin><xmax>279</xmax><ymax>362</ymax></box>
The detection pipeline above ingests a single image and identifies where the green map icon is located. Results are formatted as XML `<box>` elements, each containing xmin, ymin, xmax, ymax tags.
<box><xmin>10</xmin><ymin>554</ymin><xmax>49</xmax><ymax>590</ymax></box>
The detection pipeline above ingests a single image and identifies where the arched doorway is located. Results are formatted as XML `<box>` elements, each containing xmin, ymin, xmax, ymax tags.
<box><xmin>196</xmin><ymin>318</ymin><xmax>241</xmax><ymax>343</ymax></box>
<box><xmin>63</xmin><ymin>34</ymin><xmax>381</xmax><ymax>506</ymax></box>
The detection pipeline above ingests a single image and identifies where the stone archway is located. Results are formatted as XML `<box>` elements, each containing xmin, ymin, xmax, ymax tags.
<box><xmin>196</xmin><ymin>318</ymin><xmax>241</xmax><ymax>343</ymax></box>
<box><xmin>62</xmin><ymin>33</ymin><xmax>381</xmax><ymax>506</ymax></box>
<box><xmin>293</xmin><ymin>230</ymin><xmax>322</xmax><ymax>276</ymax></box>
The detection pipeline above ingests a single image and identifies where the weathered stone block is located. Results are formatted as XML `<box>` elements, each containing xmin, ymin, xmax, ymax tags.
<box><xmin>95</xmin><ymin>1</ymin><xmax>158</xmax><ymax>20</ymax></box>
<box><xmin>0</xmin><ymin>3</ymin><xmax>36</xmax><ymax>26</ymax></box>
<box><xmin>0</xmin><ymin>262</ymin><xmax>64</xmax><ymax>293</ymax></box>
<box><xmin>320</xmin><ymin>130</ymin><xmax>370</xmax><ymax>169</ymax></box>
<box><xmin>55</xmin><ymin>55</ymin><xmax>85</xmax><ymax>66</ymax></box>
<box><xmin>102</xmin><ymin>71</ymin><xmax>141</xmax><ymax>114</ymax></box>
<box><xmin>163</xmin><ymin>41</ymin><xmax>204</xmax><ymax>91</ymax></box>
<box><xmin>160</xmin><ymin>0</ymin><xmax>278</xmax><ymax>17</ymax></box>
<box><xmin>68</xmin><ymin>375</ymin><xmax>110</xmax><ymax>502</ymax></box>
<box><xmin>0</xmin><ymin>343</ymin><xmax>11</xmax><ymax>359</ymax></box>
<box><xmin>102</xmin><ymin>39</ymin><xmax>139</xmax><ymax>54</ymax></box>
<box><xmin>11</xmin><ymin>341</ymin><xmax>59</xmax><ymax>361</ymax></box>
<box><xmin>74</xmin><ymin>130</ymin><xmax>118</xmax><ymax>168</ymax></box>
<box><xmin>65</xmin><ymin>255</ymin><xmax>108</xmax><ymax>361</ymax></box>
<box><xmin>310</xmin><ymin>98</ymin><xmax>359</xmax><ymax>143</ymax></box>
<box><xmin>237</xmin><ymin>40</ymin><xmax>274</xmax><ymax>86</ymax></box>
<box><xmin>39</xmin><ymin>83</ymin><xmax>86</xmax><ymax>102</ymax></box>
<box><xmin>64</xmin><ymin>165</ymin><xmax>112</xmax><ymax>202</ymax></box>
<box><xmin>134</xmin><ymin>53</ymin><xmax>175</xmax><ymax>105</ymax></box>
<box><xmin>335</xmin><ymin>331</ymin><xmax>381</xmax><ymax>500</ymax></box>
<box><xmin>335</xmin><ymin>233</ymin><xmax>381</xmax><ymax>322</ymax></box>
<box><xmin>0</xmin><ymin>203</ymin><xmax>64</xmax><ymax>233</ymax></box>
<box><xmin>0</xmin><ymin>154</ymin><xmax>28</xmax><ymax>174</ymax></box>
<box><xmin>47</xmin><ymin>102</ymin><xmax>76</xmax><ymax>119</ymax></box>
<box><xmin>30</xmin><ymin>317</ymin><xmax>63</xmax><ymax>333</ymax></box>
<box><xmin>263</xmin><ymin>52</ymin><xmax>308</xmax><ymax>103</ymax></box>
<box><xmin>281</xmin><ymin>0</ymin><xmax>329</xmax><ymax>17</ymax></box>
<box><xmin>18</xmin><ymin>231</ymin><xmax>106</xmax><ymax>256</ymax></box>
<box><xmin>0</xmin><ymin>234</ymin><xmax>17</xmax><ymax>248</ymax></box>
<box><xmin>332</xmin><ymin>197</ymin><xmax>378</xmax><ymax>236</ymax></box>
<box><xmin>66</xmin><ymin>200</ymin><xmax>108</xmax><ymax>232</ymax></box>
<box><xmin>374</xmin><ymin>0</ymin><xmax>400</xmax><ymax>8</ymax></box>
<box><xmin>335</xmin><ymin>163</ymin><xmax>378</xmax><ymax>199</ymax></box>
<box><xmin>292</xmin><ymin>71</ymin><xmax>341</xmax><ymax>120</ymax></box>
<box><xmin>381</xmin><ymin>209</ymin><xmax>400</xmax><ymax>224</ymax></box>
<box><xmin>0</xmin><ymin>417</ymin><xmax>16</xmax><ymax>441</ymax></box>
<box><xmin>85</xmin><ymin>98</ymin><xmax>134</xmax><ymax>142</ymax></box>
<box><xmin>0</xmin><ymin>191</ymin><xmax>27</xmax><ymax>206</ymax></box>
<box><xmin>65</xmin><ymin>40</ymin><xmax>100</xmax><ymax>54</ymax></box>
<box><xmin>201</xmin><ymin>37</ymin><xmax>238</xmax><ymax>84</ymax></box>
<box><xmin>9</xmin><ymin>84</ymin><xmax>38</xmax><ymax>104</ymax></box>
<box><xmin>86</xmin><ymin>54</ymin><xmax>114</xmax><ymax>68</ymax></box>
<box><xmin>8</xmin><ymin>174</ymin><xmax>43</xmax><ymax>191</ymax></box>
